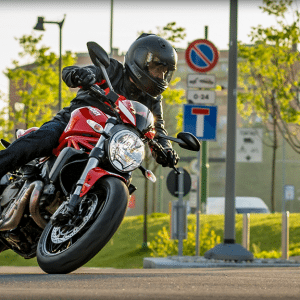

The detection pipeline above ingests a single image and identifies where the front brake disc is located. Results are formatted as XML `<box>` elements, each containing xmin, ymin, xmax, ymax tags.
<box><xmin>51</xmin><ymin>195</ymin><xmax>98</xmax><ymax>244</ymax></box>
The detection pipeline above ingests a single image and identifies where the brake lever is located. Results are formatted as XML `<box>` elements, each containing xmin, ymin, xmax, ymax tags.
<box><xmin>150</xmin><ymin>140</ymin><xmax>180</xmax><ymax>174</ymax></box>
<box><xmin>89</xmin><ymin>84</ymin><xmax>106</xmax><ymax>97</ymax></box>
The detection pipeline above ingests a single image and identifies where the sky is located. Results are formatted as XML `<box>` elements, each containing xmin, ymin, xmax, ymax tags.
<box><xmin>0</xmin><ymin>0</ymin><xmax>293</xmax><ymax>95</ymax></box>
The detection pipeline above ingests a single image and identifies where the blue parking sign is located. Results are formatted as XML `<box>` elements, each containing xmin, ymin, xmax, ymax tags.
<box><xmin>183</xmin><ymin>104</ymin><xmax>218</xmax><ymax>141</ymax></box>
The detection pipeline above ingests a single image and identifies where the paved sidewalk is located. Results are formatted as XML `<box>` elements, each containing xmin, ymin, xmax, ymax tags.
<box><xmin>144</xmin><ymin>255</ymin><xmax>300</xmax><ymax>268</ymax></box>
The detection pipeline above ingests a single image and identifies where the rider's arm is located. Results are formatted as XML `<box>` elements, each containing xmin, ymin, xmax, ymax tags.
<box><xmin>151</xmin><ymin>96</ymin><xmax>172</xmax><ymax>149</ymax></box>
<box><xmin>150</xmin><ymin>96</ymin><xmax>179</xmax><ymax>168</ymax></box>
<box><xmin>62</xmin><ymin>60</ymin><xmax>123</xmax><ymax>89</ymax></box>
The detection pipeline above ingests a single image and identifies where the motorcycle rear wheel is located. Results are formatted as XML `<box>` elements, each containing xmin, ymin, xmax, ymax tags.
<box><xmin>37</xmin><ymin>176</ymin><xmax>129</xmax><ymax>274</ymax></box>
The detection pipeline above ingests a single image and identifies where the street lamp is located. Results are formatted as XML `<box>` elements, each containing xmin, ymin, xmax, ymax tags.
<box><xmin>34</xmin><ymin>15</ymin><xmax>66</xmax><ymax>111</ymax></box>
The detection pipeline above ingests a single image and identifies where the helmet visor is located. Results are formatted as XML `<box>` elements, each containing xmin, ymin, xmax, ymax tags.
<box><xmin>145</xmin><ymin>53</ymin><xmax>174</xmax><ymax>84</ymax></box>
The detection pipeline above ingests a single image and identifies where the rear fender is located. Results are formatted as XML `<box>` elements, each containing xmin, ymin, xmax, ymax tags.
<box><xmin>80</xmin><ymin>167</ymin><xmax>127</xmax><ymax>197</ymax></box>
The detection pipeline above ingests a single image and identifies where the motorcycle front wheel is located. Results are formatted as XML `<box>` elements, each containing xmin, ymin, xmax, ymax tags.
<box><xmin>37</xmin><ymin>176</ymin><xmax>129</xmax><ymax>274</ymax></box>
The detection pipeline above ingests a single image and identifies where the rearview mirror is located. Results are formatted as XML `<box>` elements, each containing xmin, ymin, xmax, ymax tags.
<box><xmin>87</xmin><ymin>41</ymin><xmax>110</xmax><ymax>68</ymax></box>
<box><xmin>177</xmin><ymin>132</ymin><xmax>200</xmax><ymax>152</ymax></box>
<box><xmin>155</xmin><ymin>132</ymin><xmax>200</xmax><ymax>152</ymax></box>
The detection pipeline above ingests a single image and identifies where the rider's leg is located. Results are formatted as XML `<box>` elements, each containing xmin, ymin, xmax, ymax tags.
<box><xmin>0</xmin><ymin>121</ymin><xmax>65</xmax><ymax>178</ymax></box>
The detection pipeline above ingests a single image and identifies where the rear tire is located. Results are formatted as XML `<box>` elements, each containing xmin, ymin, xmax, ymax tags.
<box><xmin>37</xmin><ymin>176</ymin><xmax>129</xmax><ymax>274</ymax></box>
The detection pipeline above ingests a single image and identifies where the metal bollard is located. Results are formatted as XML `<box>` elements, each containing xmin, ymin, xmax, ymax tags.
<box><xmin>242</xmin><ymin>213</ymin><xmax>250</xmax><ymax>251</ymax></box>
<box><xmin>281</xmin><ymin>211</ymin><xmax>289</xmax><ymax>260</ymax></box>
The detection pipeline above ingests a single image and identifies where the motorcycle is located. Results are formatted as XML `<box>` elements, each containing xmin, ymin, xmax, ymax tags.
<box><xmin>0</xmin><ymin>42</ymin><xmax>200</xmax><ymax>274</ymax></box>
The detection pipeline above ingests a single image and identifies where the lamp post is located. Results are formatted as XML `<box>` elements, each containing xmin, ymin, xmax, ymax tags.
<box><xmin>34</xmin><ymin>15</ymin><xmax>66</xmax><ymax>112</ymax></box>
<box><xmin>110</xmin><ymin>0</ymin><xmax>114</xmax><ymax>57</ymax></box>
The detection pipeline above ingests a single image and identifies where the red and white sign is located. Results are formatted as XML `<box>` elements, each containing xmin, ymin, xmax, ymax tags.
<box><xmin>185</xmin><ymin>39</ymin><xmax>219</xmax><ymax>73</ymax></box>
<box><xmin>192</xmin><ymin>107</ymin><xmax>210</xmax><ymax>137</ymax></box>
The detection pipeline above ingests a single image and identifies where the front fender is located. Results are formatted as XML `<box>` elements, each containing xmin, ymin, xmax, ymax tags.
<box><xmin>80</xmin><ymin>167</ymin><xmax>127</xmax><ymax>197</ymax></box>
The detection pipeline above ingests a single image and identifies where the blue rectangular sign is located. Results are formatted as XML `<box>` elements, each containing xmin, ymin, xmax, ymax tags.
<box><xmin>183</xmin><ymin>104</ymin><xmax>218</xmax><ymax>141</ymax></box>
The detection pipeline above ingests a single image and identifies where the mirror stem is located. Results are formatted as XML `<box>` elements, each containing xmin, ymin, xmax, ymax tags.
<box><xmin>156</xmin><ymin>133</ymin><xmax>183</xmax><ymax>144</ymax></box>
<box><xmin>97</xmin><ymin>58</ymin><xmax>115</xmax><ymax>92</ymax></box>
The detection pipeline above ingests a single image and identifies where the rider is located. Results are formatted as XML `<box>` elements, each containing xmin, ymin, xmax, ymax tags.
<box><xmin>0</xmin><ymin>33</ymin><xmax>179</xmax><ymax>181</ymax></box>
<box><xmin>60</xmin><ymin>33</ymin><xmax>179</xmax><ymax>167</ymax></box>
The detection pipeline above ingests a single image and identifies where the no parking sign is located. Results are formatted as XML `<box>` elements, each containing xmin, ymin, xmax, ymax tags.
<box><xmin>185</xmin><ymin>39</ymin><xmax>219</xmax><ymax>73</ymax></box>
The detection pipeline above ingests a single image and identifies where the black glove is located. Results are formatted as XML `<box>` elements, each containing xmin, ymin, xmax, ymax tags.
<box><xmin>71</xmin><ymin>68</ymin><xmax>96</xmax><ymax>89</ymax></box>
<box><xmin>154</xmin><ymin>148</ymin><xmax>179</xmax><ymax>168</ymax></box>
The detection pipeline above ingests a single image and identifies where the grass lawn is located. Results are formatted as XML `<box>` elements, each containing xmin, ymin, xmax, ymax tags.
<box><xmin>0</xmin><ymin>212</ymin><xmax>299</xmax><ymax>268</ymax></box>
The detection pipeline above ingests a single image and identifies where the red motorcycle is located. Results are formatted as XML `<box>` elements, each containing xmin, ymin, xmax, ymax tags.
<box><xmin>0</xmin><ymin>42</ymin><xmax>200</xmax><ymax>274</ymax></box>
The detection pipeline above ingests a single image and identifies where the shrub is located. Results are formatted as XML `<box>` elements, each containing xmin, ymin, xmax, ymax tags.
<box><xmin>254</xmin><ymin>251</ymin><xmax>281</xmax><ymax>259</ymax></box>
<box><xmin>149</xmin><ymin>223</ymin><xmax>221</xmax><ymax>257</ymax></box>
<box><xmin>252</xmin><ymin>243</ymin><xmax>281</xmax><ymax>259</ymax></box>
<box><xmin>149</xmin><ymin>213</ymin><xmax>169</xmax><ymax>219</ymax></box>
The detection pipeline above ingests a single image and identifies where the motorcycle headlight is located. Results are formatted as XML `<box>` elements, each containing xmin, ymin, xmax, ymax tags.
<box><xmin>108</xmin><ymin>130</ymin><xmax>145</xmax><ymax>172</ymax></box>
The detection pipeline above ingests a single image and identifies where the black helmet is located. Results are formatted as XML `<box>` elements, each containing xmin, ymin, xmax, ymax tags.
<box><xmin>125</xmin><ymin>34</ymin><xmax>178</xmax><ymax>98</ymax></box>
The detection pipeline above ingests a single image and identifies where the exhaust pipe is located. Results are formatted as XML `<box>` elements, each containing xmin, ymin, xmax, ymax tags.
<box><xmin>0</xmin><ymin>181</ymin><xmax>46</xmax><ymax>231</ymax></box>
<box><xmin>29</xmin><ymin>181</ymin><xmax>47</xmax><ymax>229</ymax></box>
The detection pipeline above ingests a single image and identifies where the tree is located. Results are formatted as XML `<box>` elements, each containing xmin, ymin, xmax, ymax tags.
<box><xmin>138</xmin><ymin>22</ymin><xmax>187</xmax><ymax>248</ymax></box>
<box><xmin>4</xmin><ymin>34</ymin><xmax>77</xmax><ymax>130</ymax></box>
<box><xmin>138</xmin><ymin>21</ymin><xmax>186</xmax><ymax>45</ymax></box>
<box><xmin>0</xmin><ymin>92</ymin><xmax>14</xmax><ymax>145</ymax></box>
<box><xmin>237</xmin><ymin>0</ymin><xmax>300</xmax><ymax>212</ymax></box>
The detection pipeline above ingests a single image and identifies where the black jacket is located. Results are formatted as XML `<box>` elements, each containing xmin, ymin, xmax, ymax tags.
<box><xmin>54</xmin><ymin>58</ymin><xmax>171</xmax><ymax>149</ymax></box>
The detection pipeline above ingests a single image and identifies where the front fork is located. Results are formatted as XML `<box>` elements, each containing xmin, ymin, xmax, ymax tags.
<box><xmin>67</xmin><ymin>118</ymin><xmax>116</xmax><ymax>212</ymax></box>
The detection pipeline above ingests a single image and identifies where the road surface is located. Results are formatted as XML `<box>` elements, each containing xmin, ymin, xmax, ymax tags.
<box><xmin>0</xmin><ymin>266</ymin><xmax>299</xmax><ymax>299</ymax></box>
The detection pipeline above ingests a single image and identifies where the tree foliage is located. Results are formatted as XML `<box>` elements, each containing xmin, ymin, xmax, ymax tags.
<box><xmin>138</xmin><ymin>21</ymin><xmax>186</xmax><ymax>46</ymax></box>
<box><xmin>0</xmin><ymin>92</ymin><xmax>14</xmax><ymax>143</ymax></box>
<box><xmin>4</xmin><ymin>34</ymin><xmax>77</xmax><ymax>130</ymax></box>
<box><xmin>238</xmin><ymin>0</ymin><xmax>300</xmax><ymax>152</ymax></box>
<box><xmin>237</xmin><ymin>0</ymin><xmax>300</xmax><ymax>212</ymax></box>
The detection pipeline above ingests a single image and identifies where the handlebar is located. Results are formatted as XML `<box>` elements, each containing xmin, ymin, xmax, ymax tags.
<box><xmin>89</xmin><ymin>84</ymin><xmax>106</xmax><ymax>98</ymax></box>
<box><xmin>75</xmin><ymin>75</ymin><xmax>111</xmax><ymax>103</ymax></box>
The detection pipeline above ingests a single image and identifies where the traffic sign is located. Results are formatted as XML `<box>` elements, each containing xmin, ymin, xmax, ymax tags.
<box><xmin>166</xmin><ymin>168</ymin><xmax>191</xmax><ymax>198</ymax></box>
<box><xmin>187</xmin><ymin>74</ymin><xmax>216</xmax><ymax>88</ymax></box>
<box><xmin>185</xmin><ymin>39</ymin><xmax>219</xmax><ymax>73</ymax></box>
<box><xmin>183</xmin><ymin>104</ymin><xmax>218</xmax><ymax>141</ymax></box>
<box><xmin>187</xmin><ymin>90</ymin><xmax>215</xmax><ymax>104</ymax></box>
<box><xmin>284</xmin><ymin>185</ymin><xmax>295</xmax><ymax>201</ymax></box>
<box><xmin>236</xmin><ymin>128</ymin><xmax>263</xmax><ymax>162</ymax></box>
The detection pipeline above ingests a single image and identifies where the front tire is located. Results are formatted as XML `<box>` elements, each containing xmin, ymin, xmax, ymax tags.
<box><xmin>37</xmin><ymin>176</ymin><xmax>129</xmax><ymax>274</ymax></box>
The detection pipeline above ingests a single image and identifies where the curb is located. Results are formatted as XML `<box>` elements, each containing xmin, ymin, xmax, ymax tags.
<box><xmin>143</xmin><ymin>256</ymin><xmax>300</xmax><ymax>269</ymax></box>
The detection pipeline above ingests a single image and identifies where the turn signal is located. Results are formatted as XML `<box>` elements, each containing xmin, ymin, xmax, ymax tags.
<box><xmin>87</xmin><ymin>120</ymin><xmax>104</xmax><ymax>133</ymax></box>
<box><xmin>145</xmin><ymin>170</ymin><xmax>156</xmax><ymax>183</ymax></box>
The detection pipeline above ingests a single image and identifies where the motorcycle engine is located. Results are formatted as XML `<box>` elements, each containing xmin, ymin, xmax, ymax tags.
<box><xmin>0</xmin><ymin>182</ymin><xmax>22</xmax><ymax>207</ymax></box>
<box><xmin>0</xmin><ymin>176</ymin><xmax>20</xmax><ymax>207</ymax></box>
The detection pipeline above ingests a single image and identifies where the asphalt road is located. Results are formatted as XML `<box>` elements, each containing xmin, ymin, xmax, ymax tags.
<box><xmin>0</xmin><ymin>266</ymin><xmax>299</xmax><ymax>299</ymax></box>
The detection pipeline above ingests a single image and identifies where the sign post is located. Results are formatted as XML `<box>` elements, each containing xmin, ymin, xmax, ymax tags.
<box><xmin>167</xmin><ymin>168</ymin><xmax>191</xmax><ymax>256</ymax></box>
<box><xmin>204</xmin><ymin>0</ymin><xmax>253</xmax><ymax>262</ymax></box>
<box><xmin>184</xmin><ymin>28</ymin><xmax>219</xmax><ymax>256</ymax></box>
